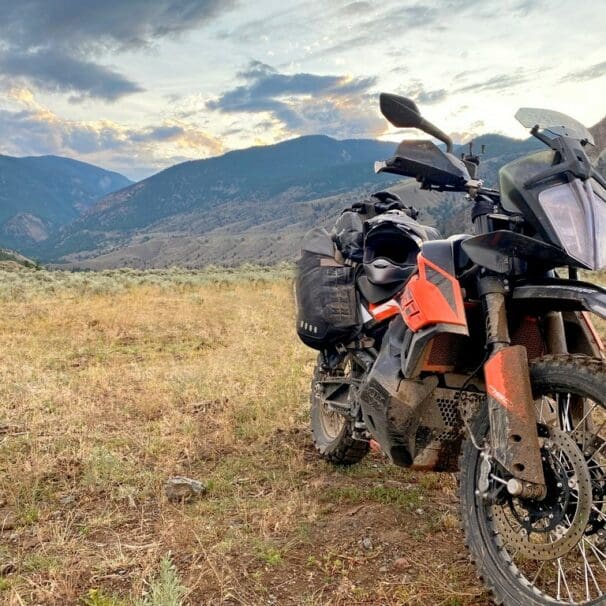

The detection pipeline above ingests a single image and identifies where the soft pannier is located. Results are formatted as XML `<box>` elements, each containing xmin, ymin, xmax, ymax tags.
<box><xmin>295</xmin><ymin>227</ymin><xmax>360</xmax><ymax>349</ymax></box>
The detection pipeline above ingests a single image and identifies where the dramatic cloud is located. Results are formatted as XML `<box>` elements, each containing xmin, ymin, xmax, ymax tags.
<box><xmin>0</xmin><ymin>0</ymin><xmax>236</xmax><ymax>101</ymax></box>
<box><xmin>0</xmin><ymin>0</ymin><xmax>604</xmax><ymax>176</ymax></box>
<box><xmin>0</xmin><ymin>88</ymin><xmax>223</xmax><ymax>178</ymax></box>
<box><xmin>207</xmin><ymin>61</ymin><xmax>383</xmax><ymax>138</ymax></box>
<box><xmin>562</xmin><ymin>61</ymin><xmax>606</xmax><ymax>83</ymax></box>
<box><xmin>0</xmin><ymin>50</ymin><xmax>144</xmax><ymax>102</ymax></box>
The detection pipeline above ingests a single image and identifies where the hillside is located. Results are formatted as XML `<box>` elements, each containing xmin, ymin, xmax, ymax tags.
<box><xmin>38</xmin><ymin>133</ymin><xmax>550</xmax><ymax>269</ymax></box>
<box><xmin>591</xmin><ymin>115</ymin><xmax>606</xmax><ymax>154</ymax></box>
<box><xmin>38</xmin><ymin>136</ymin><xmax>400</xmax><ymax>265</ymax></box>
<box><xmin>0</xmin><ymin>247</ymin><xmax>38</xmax><ymax>269</ymax></box>
<box><xmin>591</xmin><ymin>116</ymin><xmax>606</xmax><ymax>175</ymax></box>
<box><xmin>0</xmin><ymin>155</ymin><xmax>132</xmax><ymax>250</ymax></box>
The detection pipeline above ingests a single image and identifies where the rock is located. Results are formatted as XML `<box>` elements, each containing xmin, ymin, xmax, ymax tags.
<box><xmin>164</xmin><ymin>476</ymin><xmax>207</xmax><ymax>502</ymax></box>
<box><xmin>415</xmin><ymin>508</ymin><xmax>424</xmax><ymax>515</ymax></box>
<box><xmin>393</xmin><ymin>557</ymin><xmax>412</xmax><ymax>571</ymax></box>
<box><xmin>360</xmin><ymin>537</ymin><xmax>373</xmax><ymax>551</ymax></box>
<box><xmin>0</xmin><ymin>510</ymin><xmax>18</xmax><ymax>532</ymax></box>
<box><xmin>59</xmin><ymin>494</ymin><xmax>76</xmax><ymax>506</ymax></box>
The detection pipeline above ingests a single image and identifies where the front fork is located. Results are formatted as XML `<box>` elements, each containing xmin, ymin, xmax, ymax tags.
<box><xmin>480</xmin><ymin>276</ymin><xmax>547</xmax><ymax>500</ymax></box>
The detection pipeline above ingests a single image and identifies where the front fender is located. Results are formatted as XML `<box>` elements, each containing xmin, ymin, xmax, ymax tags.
<box><xmin>512</xmin><ymin>279</ymin><xmax>606</xmax><ymax>319</ymax></box>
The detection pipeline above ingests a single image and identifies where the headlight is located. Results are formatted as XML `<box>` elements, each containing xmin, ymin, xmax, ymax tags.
<box><xmin>538</xmin><ymin>179</ymin><xmax>606</xmax><ymax>270</ymax></box>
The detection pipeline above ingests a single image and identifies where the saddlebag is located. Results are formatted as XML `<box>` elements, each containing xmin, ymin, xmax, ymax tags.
<box><xmin>295</xmin><ymin>227</ymin><xmax>361</xmax><ymax>349</ymax></box>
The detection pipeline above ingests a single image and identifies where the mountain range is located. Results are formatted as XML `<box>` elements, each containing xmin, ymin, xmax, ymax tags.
<box><xmin>3</xmin><ymin>114</ymin><xmax>605</xmax><ymax>269</ymax></box>
<box><xmin>0</xmin><ymin>155</ymin><xmax>131</xmax><ymax>250</ymax></box>
<box><xmin>40</xmin><ymin>133</ymin><xmax>545</xmax><ymax>269</ymax></box>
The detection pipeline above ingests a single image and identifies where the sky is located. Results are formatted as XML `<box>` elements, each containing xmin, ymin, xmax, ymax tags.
<box><xmin>0</xmin><ymin>0</ymin><xmax>605</xmax><ymax>180</ymax></box>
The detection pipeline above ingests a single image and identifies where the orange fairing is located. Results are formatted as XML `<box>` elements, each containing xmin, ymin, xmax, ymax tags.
<box><xmin>400</xmin><ymin>254</ymin><xmax>467</xmax><ymax>332</ymax></box>
<box><xmin>369</xmin><ymin>299</ymin><xmax>401</xmax><ymax>322</ymax></box>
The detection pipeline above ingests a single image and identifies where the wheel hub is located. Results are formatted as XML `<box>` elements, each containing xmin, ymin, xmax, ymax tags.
<box><xmin>490</xmin><ymin>425</ymin><xmax>593</xmax><ymax>561</ymax></box>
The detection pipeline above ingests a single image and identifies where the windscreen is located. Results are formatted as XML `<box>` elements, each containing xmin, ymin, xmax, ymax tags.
<box><xmin>515</xmin><ymin>107</ymin><xmax>594</xmax><ymax>145</ymax></box>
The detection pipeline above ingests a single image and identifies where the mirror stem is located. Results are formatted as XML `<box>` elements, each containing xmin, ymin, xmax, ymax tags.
<box><xmin>419</xmin><ymin>118</ymin><xmax>453</xmax><ymax>153</ymax></box>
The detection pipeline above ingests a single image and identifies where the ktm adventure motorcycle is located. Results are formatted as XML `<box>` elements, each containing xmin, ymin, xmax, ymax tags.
<box><xmin>295</xmin><ymin>93</ymin><xmax>606</xmax><ymax>605</ymax></box>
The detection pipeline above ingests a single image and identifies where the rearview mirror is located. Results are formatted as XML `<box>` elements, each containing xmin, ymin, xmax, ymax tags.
<box><xmin>379</xmin><ymin>91</ymin><xmax>454</xmax><ymax>153</ymax></box>
<box><xmin>379</xmin><ymin>93</ymin><xmax>422</xmax><ymax>128</ymax></box>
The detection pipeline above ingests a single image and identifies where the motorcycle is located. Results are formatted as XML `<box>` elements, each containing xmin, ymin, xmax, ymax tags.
<box><xmin>297</xmin><ymin>93</ymin><xmax>606</xmax><ymax>605</ymax></box>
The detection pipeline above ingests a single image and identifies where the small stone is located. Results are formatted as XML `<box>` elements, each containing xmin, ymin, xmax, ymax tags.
<box><xmin>164</xmin><ymin>476</ymin><xmax>207</xmax><ymax>502</ymax></box>
<box><xmin>0</xmin><ymin>562</ymin><xmax>15</xmax><ymax>575</ymax></box>
<box><xmin>415</xmin><ymin>508</ymin><xmax>424</xmax><ymax>515</ymax></box>
<box><xmin>379</xmin><ymin>565</ymin><xmax>388</xmax><ymax>573</ymax></box>
<box><xmin>0</xmin><ymin>510</ymin><xmax>18</xmax><ymax>532</ymax></box>
<box><xmin>59</xmin><ymin>494</ymin><xmax>76</xmax><ymax>506</ymax></box>
<box><xmin>361</xmin><ymin>537</ymin><xmax>373</xmax><ymax>550</ymax></box>
<box><xmin>393</xmin><ymin>557</ymin><xmax>411</xmax><ymax>571</ymax></box>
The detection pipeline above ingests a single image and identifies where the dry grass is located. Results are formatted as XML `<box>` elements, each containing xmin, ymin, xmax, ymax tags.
<box><xmin>3</xmin><ymin>266</ymin><xmax>603</xmax><ymax>605</ymax></box>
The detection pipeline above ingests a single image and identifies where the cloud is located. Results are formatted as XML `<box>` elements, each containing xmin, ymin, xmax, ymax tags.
<box><xmin>562</xmin><ymin>61</ymin><xmax>606</xmax><ymax>83</ymax></box>
<box><xmin>0</xmin><ymin>89</ymin><xmax>223</xmax><ymax>179</ymax></box>
<box><xmin>0</xmin><ymin>0</ymin><xmax>236</xmax><ymax>101</ymax></box>
<box><xmin>454</xmin><ymin>71</ymin><xmax>531</xmax><ymax>94</ymax></box>
<box><xmin>398</xmin><ymin>80</ymin><xmax>448</xmax><ymax>105</ymax></box>
<box><xmin>341</xmin><ymin>2</ymin><xmax>373</xmax><ymax>14</ymax></box>
<box><xmin>207</xmin><ymin>61</ymin><xmax>382</xmax><ymax>138</ymax></box>
<box><xmin>0</xmin><ymin>50</ymin><xmax>144</xmax><ymax>102</ymax></box>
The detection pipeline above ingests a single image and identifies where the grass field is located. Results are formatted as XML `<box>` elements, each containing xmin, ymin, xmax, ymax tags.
<box><xmin>1</xmin><ymin>267</ymin><xmax>604</xmax><ymax>605</ymax></box>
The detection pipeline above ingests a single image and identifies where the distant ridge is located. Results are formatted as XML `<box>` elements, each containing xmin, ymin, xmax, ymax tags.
<box><xmin>590</xmin><ymin>115</ymin><xmax>606</xmax><ymax>153</ymax></box>
<box><xmin>7</xmin><ymin>116</ymin><xmax>604</xmax><ymax>269</ymax></box>
<box><xmin>0</xmin><ymin>154</ymin><xmax>132</xmax><ymax>250</ymax></box>
<box><xmin>37</xmin><ymin>135</ymin><xmax>399</xmax><ymax>263</ymax></box>
<box><xmin>25</xmin><ymin>131</ymin><xmax>557</xmax><ymax>269</ymax></box>
<box><xmin>0</xmin><ymin>247</ymin><xmax>37</xmax><ymax>269</ymax></box>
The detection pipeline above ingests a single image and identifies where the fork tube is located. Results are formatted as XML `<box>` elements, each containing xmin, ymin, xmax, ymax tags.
<box><xmin>479</xmin><ymin>274</ymin><xmax>547</xmax><ymax>499</ymax></box>
<box><xmin>479</xmin><ymin>275</ymin><xmax>510</xmax><ymax>351</ymax></box>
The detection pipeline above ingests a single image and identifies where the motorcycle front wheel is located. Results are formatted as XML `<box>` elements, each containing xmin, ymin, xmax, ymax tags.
<box><xmin>460</xmin><ymin>355</ymin><xmax>606</xmax><ymax>605</ymax></box>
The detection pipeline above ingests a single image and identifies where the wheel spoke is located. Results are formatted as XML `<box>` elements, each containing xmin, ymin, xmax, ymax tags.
<box><xmin>466</xmin><ymin>359</ymin><xmax>606</xmax><ymax>604</ymax></box>
<box><xmin>557</xmin><ymin>557</ymin><xmax>573</xmax><ymax>602</ymax></box>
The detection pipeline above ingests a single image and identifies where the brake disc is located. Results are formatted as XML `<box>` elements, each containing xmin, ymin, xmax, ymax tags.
<box><xmin>490</xmin><ymin>425</ymin><xmax>592</xmax><ymax>561</ymax></box>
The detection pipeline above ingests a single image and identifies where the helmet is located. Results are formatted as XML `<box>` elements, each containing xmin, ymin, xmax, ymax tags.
<box><xmin>363</xmin><ymin>210</ymin><xmax>426</xmax><ymax>286</ymax></box>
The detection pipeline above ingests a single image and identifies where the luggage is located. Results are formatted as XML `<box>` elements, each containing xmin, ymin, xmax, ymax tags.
<box><xmin>295</xmin><ymin>190</ymin><xmax>436</xmax><ymax>350</ymax></box>
<box><xmin>295</xmin><ymin>227</ymin><xmax>361</xmax><ymax>349</ymax></box>
<box><xmin>333</xmin><ymin>191</ymin><xmax>419</xmax><ymax>263</ymax></box>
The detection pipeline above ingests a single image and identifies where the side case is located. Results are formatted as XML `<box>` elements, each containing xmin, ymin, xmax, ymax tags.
<box><xmin>295</xmin><ymin>227</ymin><xmax>361</xmax><ymax>349</ymax></box>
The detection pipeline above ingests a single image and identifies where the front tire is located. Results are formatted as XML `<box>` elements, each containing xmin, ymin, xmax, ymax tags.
<box><xmin>460</xmin><ymin>355</ymin><xmax>606</xmax><ymax>605</ymax></box>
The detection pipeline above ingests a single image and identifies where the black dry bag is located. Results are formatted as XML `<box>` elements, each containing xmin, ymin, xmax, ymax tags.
<box><xmin>295</xmin><ymin>227</ymin><xmax>360</xmax><ymax>349</ymax></box>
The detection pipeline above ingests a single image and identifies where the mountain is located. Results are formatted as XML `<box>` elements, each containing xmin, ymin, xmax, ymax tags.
<box><xmin>0</xmin><ymin>247</ymin><xmax>38</xmax><ymax>269</ymax></box>
<box><xmin>33</xmin><ymin>125</ymin><xmax>602</xmax><ymax>269</ymax></box>
<box><xmin>0</xmin><ymin>155</ymin><xmax>132</xmax><ymax>250</ymax></box>
<box><xmin>38</xmin><ymin>136</ymin><xmax>400</xmax><ymax>264</ymax></box>
<box><xmin>591</xmin><ymin>115</ymin><xmax>606</xmax><ymax>153</ymax></box>
<box><xmin>591</xmin><ymin>116</ymin><xmax>606</xmax><ymax>175</ymax></box>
